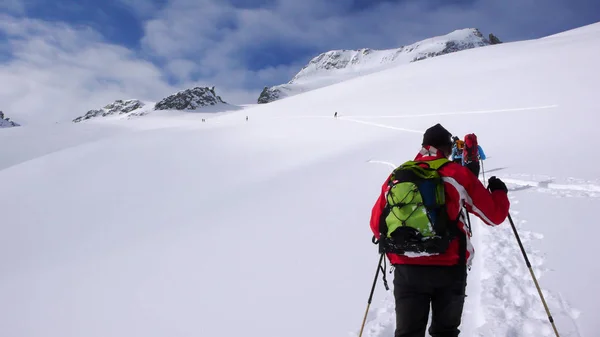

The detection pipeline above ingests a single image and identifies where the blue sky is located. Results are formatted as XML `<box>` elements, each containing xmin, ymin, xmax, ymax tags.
<box><xmin>0</xmin><ymin>0</ymin><xmax>599</xmax><ymax>120</ymax></box>
<box><xmin>23</xmin><ymin>0</ymin><xmax>147</xmax><ymax>47</ymax></box>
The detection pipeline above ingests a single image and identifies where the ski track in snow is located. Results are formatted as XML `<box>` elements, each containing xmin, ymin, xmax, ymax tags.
<box><xmin>339</xmin><ymin>104</ymin><xmax>558</xmax><ymax>120</ymax></box>
<box><xmin>503</xmin><ymin>176</ymin><xmax>600</xmax><ymax>198</ymax></box>
<box><xmin>471</xmin><ymin>195</ymin><xmax>581</xmax><ymax>337</ymax></box>
<box><xmin>366</xmin><ymin>161</ymin><xmax>600</xmax><ymax>199</ymax></box>
<box><xmin>339</xmin><ymin>117</ymin><xmax>424</xmax><ymax>134</ymax></box>
<box><xmin>329</xmin><ymin>104</ymin><xmax>558</xmax><ymax>137</ymax></box>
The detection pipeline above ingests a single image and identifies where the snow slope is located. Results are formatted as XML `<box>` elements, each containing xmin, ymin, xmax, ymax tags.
<box><xmin>258</xmin><ymin>28</ymin><xmax>490</xmax><ymax>103</ymax></box>
<box><xmin>1</xmin><ymin>22</ymin><xmax>599</xmax><ymax>337</ymax></box>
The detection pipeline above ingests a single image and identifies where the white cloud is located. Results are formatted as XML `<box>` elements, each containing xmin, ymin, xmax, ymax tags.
<box><xmin>166</xmin><ymin>59</ymin><xmax>198</xmax><ymax>81</ymax></box>
<box><xmin>140</xmin><ymin>0</ymin><xmax>236</xmax><ymax>59</ymax></box>
<box><xmin>0</xmin><ymin>16</ymin><xmax>174</xmax><ymax>124</ymax></box>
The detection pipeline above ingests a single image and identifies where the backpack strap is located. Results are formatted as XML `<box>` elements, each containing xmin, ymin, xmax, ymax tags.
<box><xmin>378</xmin><ymin>206</ymin><xmax>390</xmax><ymax>254</ymax></box>
<box><xmin>457</xmin><ymin>220</ymin><xmax>467</xmax><ymax>267</ymax></box>
<box><xmin>421</xmin><ymin>158</ymin><xmax>465</xmax><ymax>265</ymax></box>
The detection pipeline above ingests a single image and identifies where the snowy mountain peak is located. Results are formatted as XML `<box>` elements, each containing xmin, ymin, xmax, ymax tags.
<box><xmin>73</xmin><ymin>99</ymin><xmax>147</xmax><ymax>123</ymax></box>
<box><xmin>258</xmin><ymin>28</ymin><xmax>492</xmax><ymax>103</ymax></box>
<box><xmin>0</xmin><ymin>110</ymin><xmax>20</xmax><ymax>128</ymax></box>
<box><xmin>154</xmin><ymin>86</ymin><xmax>226</xmax><ymax>111</ymax></box>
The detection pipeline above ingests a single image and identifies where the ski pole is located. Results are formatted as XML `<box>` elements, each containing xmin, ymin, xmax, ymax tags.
<box><xmin>359</xmin><ymin>253</ymin><xmax>386</xmax><ymax>337</ymax></box>
<box><xmin>481</xmin><ymin>159</ymin><xmax>486</xmax><ymax>182</ymax></box>
<box><xmin>464</xmin><ymin>207</ymin><xmax>473</xmax><ymax>236</ymax></box>
<box><xmin>507</xmin><ymin>213</ymin><xmax>560</xmax><ymax>337</ymax></box>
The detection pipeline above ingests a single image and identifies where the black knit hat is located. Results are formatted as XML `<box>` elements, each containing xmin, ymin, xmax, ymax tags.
<box><xmin>422</xmin><ymin>123</ymin><xmax>453</xmax><ymax>149</ymax></box>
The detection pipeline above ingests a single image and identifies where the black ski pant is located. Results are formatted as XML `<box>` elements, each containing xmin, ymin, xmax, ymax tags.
<box><xmin>464</xmin><ymin>161</ymin><xmax>480</xmax><ymax>179</ymax></box>
<box><xmin>393</xmin><ymin>264</ymin><xmax>467</xmax><ymax>337</ymax></box>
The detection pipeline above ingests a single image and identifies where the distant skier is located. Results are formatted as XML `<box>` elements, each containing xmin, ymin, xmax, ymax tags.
<box><xmin>462</xmin><ymin>133</ymin><xmax>486</xmax><ymax>178</ymax></box>
<box><xmin>369</xmin><ymin>123</ymin><xmax>509</xmax><ymax>337</ymax></box>
<box><xmin>451</xmin><ymin>136</ymin><xmax>464</xmax><ymax>164</ymax></box>
<box><xmin>246</xmin><ymin>116</ymin><xmax>248</xmax><ymax>121</ymax></box>
<box><xmin>334</xmin><ymin>112</ymin><xmax>338</xmax><ymax>118</ymax></box>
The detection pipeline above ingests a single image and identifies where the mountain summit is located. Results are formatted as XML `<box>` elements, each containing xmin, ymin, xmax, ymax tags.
<box><xmin>258</xmin><ymin>28</ymin><xmax>492</xmax><ymax>103</ymax></box>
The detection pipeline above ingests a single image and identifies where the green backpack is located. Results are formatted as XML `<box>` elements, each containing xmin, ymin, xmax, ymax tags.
<box><xmin>377</xmin><ymin>158</ymin><xmax>458</xmax><ymax>255</ymax></box>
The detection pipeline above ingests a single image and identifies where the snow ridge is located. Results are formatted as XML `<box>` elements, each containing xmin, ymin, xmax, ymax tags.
<box><xmin>258</xmin><ymin>28</ymin><xmax>491</xmax><ymax>103</ymax></box>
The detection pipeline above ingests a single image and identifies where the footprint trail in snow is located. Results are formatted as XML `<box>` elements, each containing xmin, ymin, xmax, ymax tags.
<box><xmin>472</xmin><ymin>195</ymin><xmax>580</xmax><ymax>336</ymax></box>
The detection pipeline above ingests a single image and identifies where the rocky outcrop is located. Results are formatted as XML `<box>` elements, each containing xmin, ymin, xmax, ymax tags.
<box><xmin>257</xmin><ymin>87</ymin><xmax>282</xmax><ymax>104</ymax></box>
<box><xmin>489</xmin><ymin>33</ymin><xmax>503</xmax><ymax>45</ymax></box>
<box><xmin>72</xmin><ymin>87</ymin><xmax>231</xmax><ymax>123</ymax></box>
<box><xmin>0</xmin><ymin>111</ymin><xmax>20</xmax><ymax>128</ymax></box>
<box><xmin>154</xmin><ymin>87</ymin><xmax>226</xmax><ymax>110</ymax></box>
<box><xmin>73</xmin><ymin>99</ymin><xmax>146</xmax><ymax>123</ymax></box>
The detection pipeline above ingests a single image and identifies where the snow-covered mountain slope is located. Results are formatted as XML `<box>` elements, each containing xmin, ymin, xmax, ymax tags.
<box><xmin>1</xmin><ymin>22</ymin><xmax>599</xmax><ymax>337</ymax></box>
<box><xmin>258</xmin><ymin>28</ymin><xmax>491</xmax><ymax>103</ymax></box>
<box><xmin>0</xmin><ymin>111</ymin><xmax>19</xmax><ymax>128</ymax></box>
<box><xmin>73</xmin><ymin>87</ymin><xmax>236</xmax><ymax>123</ymax></box>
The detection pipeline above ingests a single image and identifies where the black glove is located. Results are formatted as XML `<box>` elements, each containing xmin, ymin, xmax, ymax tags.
<box><xmin>487</xmin><ymin>176</ymin><xmax>507</xmax><ymax>193</ymax></box>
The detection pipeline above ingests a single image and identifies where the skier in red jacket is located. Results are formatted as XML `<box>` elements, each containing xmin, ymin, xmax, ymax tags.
<box><xmin>369</xmin><ymin>123</ymin><xmax>509</xmax><ymax>337</ymax></box>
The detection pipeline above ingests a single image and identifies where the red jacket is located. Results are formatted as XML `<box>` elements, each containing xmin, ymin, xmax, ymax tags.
<box><xmin>370</xmin><ymin>146</ymin><xmax>510</xmax><ymax>266</ymax></box>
